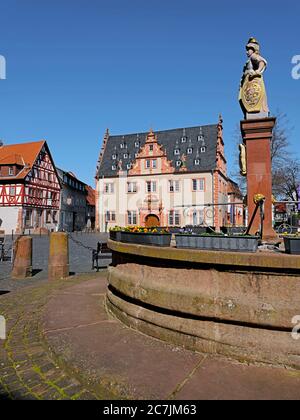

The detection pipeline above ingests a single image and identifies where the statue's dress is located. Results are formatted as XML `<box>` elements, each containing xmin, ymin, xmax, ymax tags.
<box><xmin>239</xmin><ymin>55</ymin><xmax>269</xmax><ymax>115</ymax></box>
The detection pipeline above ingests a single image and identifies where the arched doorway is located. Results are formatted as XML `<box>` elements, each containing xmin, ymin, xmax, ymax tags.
<box><xmin>145</xmin><ymin>214</ymin><xmax>160</xmax><ymax>228</ymax></box>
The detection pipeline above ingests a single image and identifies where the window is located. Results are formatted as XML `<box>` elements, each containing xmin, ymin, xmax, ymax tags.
<box><xmin>104</xmin><ymin>183</ymin><xmax>114</xmax><ymax>194</ymax></box>
<box><xmin>174</xmin><ymin>149</ymin><xmax>180</xmax><ymax>156</ymax></box>
<box><xmin>149</xmin><ymin>145</ymin><xmax>154</xmax><ymax>152</ymax></box>
<box><xmin>201</xmin><ymin>147</ymin><xmax>206</xmax><ymax>153</ymax></box>
<box><xmin>176</xmin><ymin>160</ymin><xmax>182</xmax><ymax>167</ymax></box>
<box><xmin>46</xmin><ymin>210</ymin><xmax>52</xmax><ymax>224</ymax></box>
<box><xmin>127</xmin><ymin>182</ymin><xmax>137</xmax><ymax>193</ymax></box>
<box><xmin>152</xmin><ymin>160</ymin><xmax>157</xmax><ymax>169</ymax></box>
<box><xmin>128</xmin><ymin>211</ymin><xmax>137</xmax><ymax>225</ymax></box>
<box><xmin>8</xmin><ymin>167</ymin><xmax>14</xmax><ymax>176</ymax></box>
<box><xmin>25</xmin><ymin>210</ymin><xmax>32</xmax><ymax>228</ymax></box>
<box><xmin>194</xmin><ymin>159</ymin><xmax>200</xmax><ymax>166</ymax></box>
<box><xmin>193</xmin><ymin>210</ymin><xmax>205</xmax><ymax>225</ymax></box>
<box><xmin>181</xmin><ymin>136</ymin><xmax>187</xmax><ymax>143</ymax></box>
<box><xmin>120</xmin><ymin>143</ymin><xmax>125</xmax><ymax>149</ymax></box>
<box><xmin>169</xmin><ymin>180</ymin><xmax>180</xmax><ymax>193</ymax></box>
<box><xmin>127</xmin><ymin>163</ymin><xmax>132</xmax><ymax>170</ymax></box>
<box><xmin>169</xmin><ymin>210</ymin><xmax>180</xmax><ymax>226</ymax></box>
<box><xmin>112</xmin><ymin>154</ymin><xmax>117</xmax><ymax>160</ymax></box>
<box><xmin>146</xmin><ymin>160</ymin><xmax>151</xmax><ymax>169</ymax></box>
<box><xmin>135</xmin><ymin>141</ymin><xmax>140</xmax><ymax>148</ymax></box>
<box><xmin>9</xmin><ymin>186</ymin><xmax>16</xmax><ymax>196</ymax></box>
<box><xmin>192</xmin><ymin>179</ymin><xmax>205</xmax><ymax>191</ymax></box>
<box><xmin>198</xmin><ymin>135</ymin><xmax>204</xmax><ymax>142</ymax></box>
<box><xmin>135</xmin><ymin>153</ymin><xmax>139</xmax><ymax>158</ymax></box>
<box><xmin>112</xmin><ymin>165</ymin><xmax>117</xmax><ymax>171</ymax></box>
<box><xmin>53</xmin><ymin>211</ymin><xmax>57</xmax><ymax>223</ymax></box>
<box><xmin>105</xmin><ymin>211</ymin><xmax>116</xmax><ymax>222</ymax></box>
<box><xmin>187</xmin><ymin>148</ymin><xmax>193</xmax><ymax>154</ymax></box>
<box><xmin>146</xmin><ymin>181</ymin><xmax>156</xmax><ymax>193</ymax></box>
<box><xmin>124</xmin><ymin>153</ymin><xmax>128</xmax><ymax>159</ymax></box>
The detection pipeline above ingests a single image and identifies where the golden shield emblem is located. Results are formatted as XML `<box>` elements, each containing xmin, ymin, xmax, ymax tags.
<box><xmin>244</xmin><ymin>80</ymin><xmax>262</xmax><ymax>108</ymax></box>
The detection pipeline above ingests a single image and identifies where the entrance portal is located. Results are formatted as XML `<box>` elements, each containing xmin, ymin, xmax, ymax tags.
<box><xmin>145</xmin><ymin>214</ymin><xmax>160</xmax><ymax>228</ymax></box>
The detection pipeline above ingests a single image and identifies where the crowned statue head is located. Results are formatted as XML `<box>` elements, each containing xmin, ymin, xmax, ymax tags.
<box><xmin>246</xmin><ymin>37</ymin><xmax>260</xmax><ymax>56</ymax></box>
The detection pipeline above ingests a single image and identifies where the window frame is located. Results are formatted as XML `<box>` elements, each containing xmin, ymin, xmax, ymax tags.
<box><xmin>127</xmin><ymin>182</ymin><xmax>137</xmax><ymax>193</ymax></box>
<box><xmin>192</xmin><ymin>178</ymin><xmax>205</xmax><ymax>192</ymax></box>
<box><xmin>128</xmin><ymin>210</ymin><xmax>137</xmax><ymax>225</ymax></box>
<box><xmin>146</xmin><ymin>181</ymin><xmax>157</xmax><ymax>193</ymax></box>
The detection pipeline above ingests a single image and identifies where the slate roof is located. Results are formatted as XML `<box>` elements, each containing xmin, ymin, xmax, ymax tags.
<box><xmin>97</xmin><ymin>124</ymin><xmax>219</xmax><ymax>178</ymax></box>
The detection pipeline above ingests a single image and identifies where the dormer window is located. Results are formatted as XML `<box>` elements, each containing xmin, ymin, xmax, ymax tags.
<box><xmin>149</xmin><ymin>145</ymin><xmax>154</xmax><ymax>152</ymax></box>
<box><xmin>197</xmin><ymin>135</ymin><xmax>204</xmax><ymax>142</ymax></box>
<box><xmin>124</xmin><ymin>153</ymin><xmax>128</xmax><ymax>159</ymax></box>
<box><xmin>112</xmin><ymin>154</ymin><xmax>117</xmax><ymax>160</ymax></box>
<box><xmin>112</xmin><ymin>164</ymin><xmax>117</xmax><ymax>171</ymax></box>
<box><xmin>135</xmin><ymin>153</ymin><xmax>139</xmax><ymax>158</ymax></box>
<box><xmin>174</xmin><ymin>149</ymin><xmax>180</xmax><ymax>156</ymax></box>
<box><xmin>181</xmin><ymin>136</ymin><xmax>187</xmax><ymax>143</ymax></box>
<box><xmin>9</xmin><ymin>167</ymin><xmax>14</xmax><ymax>176</ymax></box>
<box><xmin>176</xmin><ymin>160</ymin><xmax>182</xmax><ymax>167</ymax></box>
<box><xmin>194</xmin><ymin>159</ymin><xmax>200</xmax><ymax>166</ymax></box>
<box><xmin>187</xmin><ymin>148</ymin><xmax>193</xmax><ymax>154</ymax></box>
<box><xmin>201</xmin><ymin>147</ymin><xmax>206</xmax><ymax>153</ymax></box>
<box><xmin>120</xmin><ymin>143</ymin><xmax>125</xmax><ymax>149</ymax></box>
<box><xmin>135</xmin><ymin>141</ymin><xmax>140</xmax><ymax>148</ymax></box>
<box><xmin>127</xmin><ymin>163</ymin><xmax>131</xmax><ymax>170</ymax></box>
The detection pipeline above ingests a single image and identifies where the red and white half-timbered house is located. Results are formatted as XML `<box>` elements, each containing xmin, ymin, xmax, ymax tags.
<box><xmin>0</xmin><ymin>141</ymin><xmax>61</xmax><ymax>234</ymax></box>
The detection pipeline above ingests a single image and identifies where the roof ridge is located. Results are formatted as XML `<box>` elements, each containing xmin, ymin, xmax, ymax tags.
<box><xmin>108</xmin><ymin>124</ymin><xmax>219</xmax><ymax>138</ymax></box>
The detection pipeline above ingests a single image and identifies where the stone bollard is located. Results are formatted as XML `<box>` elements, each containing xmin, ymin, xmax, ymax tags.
<box><xmin>11</xmin><ymin>236</ymin><xmax>32</xmax><ymax>279</ymax></box>
<box><xmin>48</xmin><ymin>232</ymin><xmax>69</xmax><ymax>280</ymax></box>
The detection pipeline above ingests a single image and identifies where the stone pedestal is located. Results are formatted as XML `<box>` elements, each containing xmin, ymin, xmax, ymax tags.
<box><xmin>48</xmin><ymin>232</ymin><xmax>69</xmax><ymax>280</ymax></box>
<box><xmin>11</xmin><ymin>236</ymin><xmax>32</xmax><ymax>279</ymax></box>
<box><xmin>241</xmin><ymin>117</ymin><xmax>277</xmax><ymax>240</ymax></box>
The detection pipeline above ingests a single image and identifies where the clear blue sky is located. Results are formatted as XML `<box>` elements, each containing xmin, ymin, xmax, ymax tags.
<box><xmin>0</xmin><ymin>0</ymin><xmax>299</xmax><ymax>185</ymax></box>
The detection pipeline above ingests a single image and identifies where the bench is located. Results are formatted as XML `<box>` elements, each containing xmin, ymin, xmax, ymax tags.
<box><xmin>92</xmin><ymin>242</ymin><xmax>112</xmax><ymax>271</ymax></box>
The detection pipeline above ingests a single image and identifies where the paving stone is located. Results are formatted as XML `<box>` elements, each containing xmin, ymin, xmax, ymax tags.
<box><xmin>76</xmin><ymin>391</ymin><xmax>98</xmax><ymax>400</ymax></box>
<box><xmin>41</xmin><ymin>389</ymin><xmax>64</xmax><ymax>400</ymax></box>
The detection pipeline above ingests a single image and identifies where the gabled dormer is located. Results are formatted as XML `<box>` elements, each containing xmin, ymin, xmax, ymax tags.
<box><xmin>129</xmin><ymin>129</ymin><xmax>174</xmax><ymax>176</ymax></box>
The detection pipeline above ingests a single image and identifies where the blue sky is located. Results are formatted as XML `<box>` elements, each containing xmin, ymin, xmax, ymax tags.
<box><xmin>0</xmin><ymin>0</ymin><xmax>299</xmax><ymax>185</ymax></box>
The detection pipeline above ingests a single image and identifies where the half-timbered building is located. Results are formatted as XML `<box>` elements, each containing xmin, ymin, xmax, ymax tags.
<box><xmin>0</xmin><ymin>140</ymin><xmax>61</xmax><ymax>234</ymax></box>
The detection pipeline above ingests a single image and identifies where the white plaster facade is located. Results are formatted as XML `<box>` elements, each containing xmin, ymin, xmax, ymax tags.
<box><xmin>97</xmin><ymin>172</ymin><xmax>215</xmax><ymax>231</ymax></box>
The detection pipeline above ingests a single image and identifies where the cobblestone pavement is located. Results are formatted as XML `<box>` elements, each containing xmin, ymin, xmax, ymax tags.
<box><xmin>0</xmin><ymin>273</ymin><xmax>111</xmax><ymax>400</ymax></box>
<box><xmin>0</xmin><ymin>233</ymin><xmax>110</xmax><ymax>292</ymax></box>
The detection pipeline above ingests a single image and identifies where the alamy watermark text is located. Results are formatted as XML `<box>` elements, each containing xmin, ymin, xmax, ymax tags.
<box><xmin>292</xmin><ymin>55</ymin><xmax>300</xmax><ymax>80</ymax></box>
<box><xmin>292</xmin><ymin>315</ymin><xmax>300</xmax><ymax>340</ymax></box>
<box><xmin>0</xmin><ymin>55</ymin><xmax>6</xmax><ymax>80</ymax></box>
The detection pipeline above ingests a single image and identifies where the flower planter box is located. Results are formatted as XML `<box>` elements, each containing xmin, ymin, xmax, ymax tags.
<box><xmin>120</xmin><ymin>232</ymin><xmax>172</xmax><ymax>247</ymax></box>
<box><xmin>109</xmin><ymin>231</ymin><xmax>122</xmax><ymax>242</ymax></box>
<box><xmin>175</xmin><ymin>234</ymin><xmax>259</xmax><ymax>252</ymax></box>
<box><xmin>284</xmin><ymin>237</ymin><xmax>300</xmax><ymax>255</ymax></box>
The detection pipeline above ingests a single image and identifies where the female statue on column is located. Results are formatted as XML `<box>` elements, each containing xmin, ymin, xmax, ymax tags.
<box><xmin>239</xmin><ymin>38</ymin><xmax>269</xmax><ymax>119</ymax></box>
